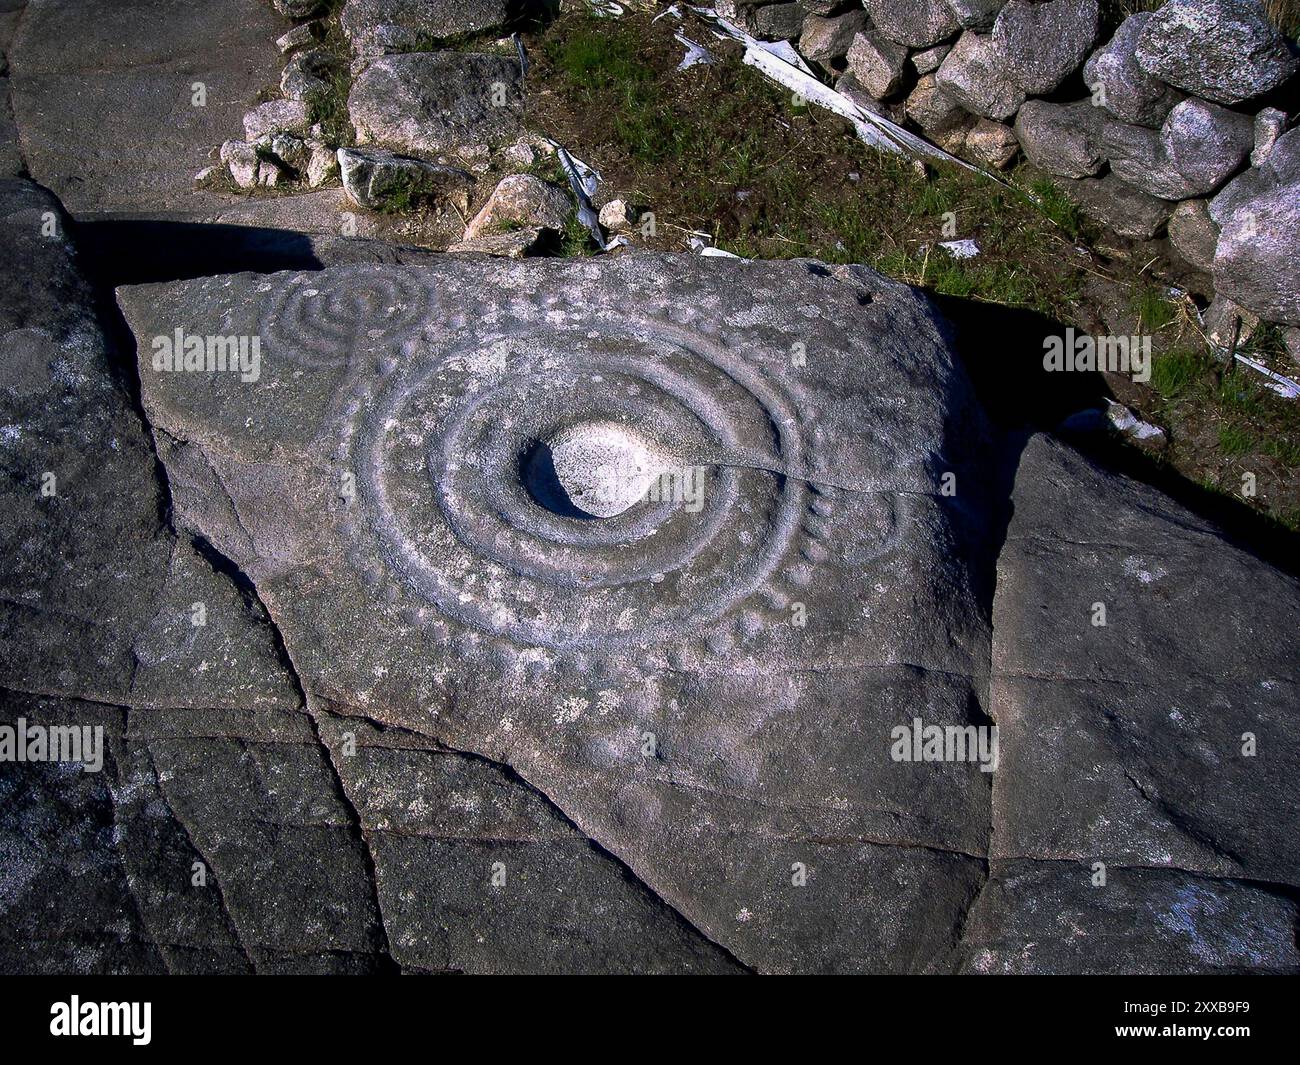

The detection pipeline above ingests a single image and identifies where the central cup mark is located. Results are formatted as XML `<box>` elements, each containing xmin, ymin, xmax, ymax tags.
<box><xmin>526</xmin><ymin>420</ymin><xmax>665</xmax><ymax>519</ymax></box>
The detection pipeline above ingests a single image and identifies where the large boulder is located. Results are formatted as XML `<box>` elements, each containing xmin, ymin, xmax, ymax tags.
<box><xmin>1083</xmin><ymin>12</ymin><xmax>1184</xmax><ymax>127</ymax></box>
<box><xmin>935</xmin><ymin>31</ymin><xmax>1026</xmax><ymax>121</ymax></box>
<box><xmin>990</xmin><ymin>435</ymin><xmax>1300</xmax><ymax>906</ymax></box>
<box><xmin>341</xmin><ymin>0</ymin><xmax>512</xmax><ymax>58</ymax></box>
<box><xmin>1160</xmin><ymin>97</ymin><xmax>1254</xmax><ymax>196</ymax></box>
<box><xmin>1214</xmin><ymin>181</ymin><xmax>1300</xmax><ymax>325</ymax></box>
<box><xmin>349</xmin><ymin>52</ymin><xmax>524</xmax><ymax>158</ymax></box>
<box><xmin>863</xmin><ymin>0</ymin><xmax>960</xmax><ymax>48</ymax></box>
<box><xmin>116</xmin><ymin>255</ymin><xmax>1001</xmax><ymax>973</ymax></box>
<box><xmin>991</xmin><ymin>0</ymin><xmax>1102</xmax><ymax>95</ymax></box>
<box><xmin>905</xmin><ymin>72</ymin><xmax>969</xmax><ymax>136</ymax></box>
<box><xmin>1135</xmin><ymin>0</ymin><xmax>1299</xmax><ymax>106</ymax></box>
<box><xmin>1014</xmin><ymin>99</ymin><xmax>1104</xmax><ymax>178</ymax></box>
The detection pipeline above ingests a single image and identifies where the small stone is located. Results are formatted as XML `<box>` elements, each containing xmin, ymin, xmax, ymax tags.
<box><xmin>501</xmin><ymin>140</ymin><xmax>536</xmax><ymax>169</ymax></box>
<box><xmin>1203</xmin><ymin>295</ymin><xmax>1259</xmax><ymax>349</ymax></box>
<box><xmin>964</xmin><ymin>119</ymin><xmax>1019</xmax><ymax>169</ymax></box>
<box><xmin>743</xmin><ymin>2</ymin><xmax>805</xmax><ymax>40</ymax></box>
<box><xmin>1083</xmin><ymin>12</ymin><xmax>1183</xmax><ymax>127</ymax></box>
<box><xmin>243</xmin><ymin>99</ymin><xmax>311</xmax><ymax>143</ymax></box>
<box><xmin>1167</xmin><ymin>199</ymin><xmax>1219</xmax><ymax>272</ymax></box>
<box><xmin>905</xmin><ymin>73</ymin><xmax>968</xmax><ymax>136</ymax></box>
<box><xmin>306</xmin><ymin>143</ymin><xmax>339</xmax><ymax>188</ymax></box>
<box><xmin>799</xmin><ymin>10</ymin><xmax>868</xmax><ymax>63</ymax></box>
<box><xmin>257</xmin><ymin>159</ymin><xmax>285</xmax><ymax>188</ymax></box>
<box><xmin>1014</xmin><ymin>99</ymin><xmax>1104</xmax><ymax>178</ymax></box>
<box><xmin>281</xmin><ymin>49</ymin><xmax>337</xmax><ymax>103</ymax></box>
<box><xmin>864</xmin><ymin>0</ymin><xmax>960</xmax><ymax>48</ymax></box>
<box><xmin>846</xmin><ymin>30</ymin><xmax>910</xmax><ymax>100</ymax></box>
<box><xmin>1059</xmin><ymin>172</ymin><xmax>1175</xmax><ymax>240</ymax></box>
<box><xmin>337</xmin><ymin>146</ymin><xmax>473</xmax><ymax>211</ymax></box>
<box><xmin>598</xmin><ymin>199</ymin><xmax>635</xmax><ymax>233</ymax></box>
<box><xmin>449</xmin><ymin>228</ymin><xmax>546</xmax><ymax>258</ymax></box>
<box><xmin>1135</xmin><ymin>0</ymin><xmax>1299</xmax><ymax>106</ymax></box>
<box><xmin>992</xmin><ymin>0</ymin><xmax>1101</xmax><ymax>95</ymax></box>
<box><xmin>1282</xmin><ymin>327</ymin><xmax>1300</xmax><ymax>367</ymax></box>
<box><xmin>193</xmin><ymin>165</ymin><xmax>219</xmax><ymax>186</ymax></box>
<box><xmin>220</xmin><ymin>139</ymin><xmax>260</xmax><ymax>189</ymax></box>
<box><xmin>912</xmin><ymin>42</ymin><xmax>953</xmax><ymax>75</ymax></box>
<box><xmin>270</xmin><ymin>134</ymin><xmax>310</xmax><ymax>173</ymax></box>
<box><xmin>464</xmin><ymin>174</ymin><xmax>573</xmax><ymax>240</ymax></box>
<box><xmin>1251</xmin><ymin>108</ymin><xmax>1288</xmax><ymax>168</ymax></box>
<box><xmin>935</xmin><ymin>31</ymin><xmax>1026</xmax><ymax>121</ymax></box>
<box><xmin>270</xmin><ymin>0</ymin><xmax>323</xmax><ymax>17</ymax></box>
<box><xmin>943</xmin><ymin>0</ymin><xmax>1006</xmax><ymax>30</ymax></box>
<box><xmin>276</xmin><ymin>23</ymin><xmax>319</xmax><ymax>55</ymax></box>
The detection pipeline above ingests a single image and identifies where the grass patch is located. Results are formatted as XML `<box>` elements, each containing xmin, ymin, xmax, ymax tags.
<box><xmin>1149</xmin><ymin>347</ymin><xmax>1214</xmax><ymax>404</ymax></box>
<box><xmin>1218</xmin><ymin>422</ymin><xmax>1258</xmax><ymax>456</ymax></box>
<box><xmin>1130</xmin><ymin>283</ymin><xmax>1179</xmax><ymax>334</ymax></box>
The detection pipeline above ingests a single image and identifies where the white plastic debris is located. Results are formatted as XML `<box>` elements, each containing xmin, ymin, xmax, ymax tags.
<box><xmin>675</xmin><ymin>32</ymin><xmax>714</xmax><ymax>70</ymax></box>
<box><xmin>586</xmin><ymin>1</ymin><xmax>625</xmax><ymax>17</ymax></box>
<box><xmin>1232</xmin><ymin>353</ymin><xmax>1300</xmax><ymax>399</ymax></box>
<box><xmin>687</xmin><ymin>234</ymin><xmax>742</xmax><ymax>258</ymax></box>
<box><xmin>938</xmin><ymin>239</ymin><xmax>980</xmax><ymax>259</ymax></box>
<box><xmin>687</xmin><ymin>6</ymin><xmax>990</xmax><ymax>174</ymax></box>
<box><xmin>1105</xmin><ymin>400</ymin><xmax>1166</xmax><ymax>442</ymax></box>
<box><xmin>546</xmin><ymin>139</ymin><xmax>629</xmax><ymax>253</ymax></box>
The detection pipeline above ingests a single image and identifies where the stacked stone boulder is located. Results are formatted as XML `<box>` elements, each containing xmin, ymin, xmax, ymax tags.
<box><xmin>770</xmin><ymin>0</ymin><xmax>1300</xmax><ymax>340</ymax></box>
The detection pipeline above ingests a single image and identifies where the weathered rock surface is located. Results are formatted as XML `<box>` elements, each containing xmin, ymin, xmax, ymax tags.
<box><xmin>944</xmin><ymin>0</ymin><xmax>1006</xmax><ymax>31</ymax></box>
<box><xmin>1214</xmin><ymin>180</ymin><xmax>1300</xmax><ymax>325</ymax></box>
<box><xmin>1135</xmin><ymin>0</ymin><xmax>1299</xmax><ymax>106</ymax></box>
<box><xmin>991</xmin><ymin>435</ymin><xmax>1300</xmax><ymax>892</ymax></box>
<box><xmin>341</xmin><ymin>0</ymin><xmax>511</xmax><ymax>58</ymax></box>
<box><xmin>1166</xmin><ymin>197</ymin><xmax>1219</xmax><ymax>272</ymax></box>
<box><xmin>1014</xmin><ymin>99</ymin><xmax>1103</xmax><ymax>178</ymax></box>
<box><xmin>864</xmin><ymin>0</ymin><xmax>960</xmax><ymax>48</ymax></box>
<box><xmin>463</xmin><ymin>173</ymin><xmax>572</xmax><ymax>240</ymax></box>
<box><xmin>349</xmin><ymin>52</ymin><xmax>524</xmax><ymax>158</ymax></box>
<box><xmin>1083</xmin><ymin>12</ymin><xmax>1183</xmax><ymax>127</ymax></box>
<box><xmin>1161</xmin><ymin>97</ymin><xmax>1254</xmax><ymax>196</ymax></box>
<box><xmin>936</xmin><ymin>31</ymin><xmax>1026</xmax><ymax>121</ymax></box>
<box><xmin>961</xmin><ymin>861</ymin><xmax>1299</xmax><ymax>974</ymax></box>
<box><xmin>964</xmin><ymin>117</ymin><xmax>1018</xmax><ymax>168</ymax></box>
<box><xmin>906</xmin><ymin>73</ymin><xmax>968</xmax><ymax>136</ymax></box>
<box><xmin>1058</xmin><ymin>172</ymin><xmax>1174</xmax><ymax>239</ymax></box>
<box><xmin>117</xmin><ymin>255</ymin><xmax>999</xmax><ymax>973</ymax></box>
<box><xmin>1250</xmin><ymin>106</ymin><xmax>1288</xmax><ymax>167</ymax></box>
<box><xmin>337</xmin><ymin>146</ymin><xmax>473</xmax><ymax>211</ymax></box>
<box><xmin>798</xmin><ymin>9</ymin><xmax>867</xmax><ymax>63</ymax></box>
<box><xmin>991</xmin><ymin>0</ymin><xmax>1101</xmax><ymax>96</ymax></box>
<box><xmin>846</xmin><ymin>29</ymin><xmax>910</xmax><ymax>100</ymax></box>
<box><xmin>7</xmin><ymin>0</ymin><xmax>285</xmax><ymax>213</ymax></box>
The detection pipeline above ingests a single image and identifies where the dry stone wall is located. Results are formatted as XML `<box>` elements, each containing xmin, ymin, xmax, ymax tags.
<box><xmin>729</xmin><ymin>0</ymin><xmax>1300</xmax><ymax>338</ymax></box>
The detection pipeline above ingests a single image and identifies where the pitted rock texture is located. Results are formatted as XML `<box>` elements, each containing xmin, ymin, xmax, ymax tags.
<box><xmin>990</xmin><ymin>0</ymin><xmax>1101</xmax><ymax>96</ymax></box>
<box><xmin>1083</xmin><ymin>12</ymin><xmax>1184</xmax><ymax>128</ymax></box>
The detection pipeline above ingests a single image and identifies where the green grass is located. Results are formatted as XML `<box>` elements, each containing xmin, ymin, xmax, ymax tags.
<box><xmin>1130</xmin><ymin>284</ymin><xmax>1179</xmax><ymax>334</ymax></box>
<box><xmin>1028</xmin><ymin>177</ymin><xmax>1087</xmax><ymax>241</ymax></box>
<box><xmin>1149</xmin><ymin>347</ymin><xmax>1214</xmax><ymax>403</ymax></box>
<box><xmin>1218</xmin><ymin>422</ymin><xmax>1258</xmax><ymax>456</ymax></box>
